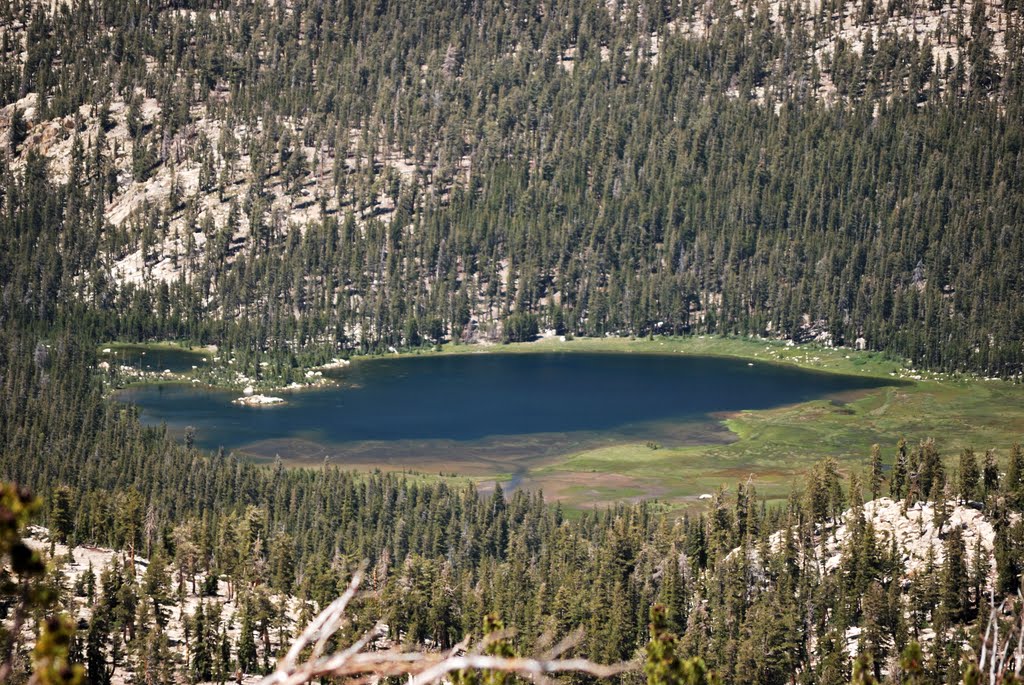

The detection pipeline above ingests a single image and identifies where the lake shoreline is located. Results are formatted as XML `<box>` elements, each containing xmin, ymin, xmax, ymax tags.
<box><xmin>114</xmin><ymin>348</ymin><xmax>912</xmax><ymax>511</ymax></box>
<box><xmin>107</xmin><ymin>337</ymin><xmax>1024</xmax><ymax>511</ymax></box>
<box><xmin>101</xmin><ymin>333</ymin><xmax>992</xmax><ymax>398</ymax></box>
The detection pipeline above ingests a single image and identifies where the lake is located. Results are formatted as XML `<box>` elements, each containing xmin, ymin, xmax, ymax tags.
<box><xmin>118</xmin><ymin>352</ymin><xmax>896</xmax><ymax>476</ymax></box>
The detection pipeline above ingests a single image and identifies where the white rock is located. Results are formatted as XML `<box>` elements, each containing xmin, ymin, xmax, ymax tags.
<box><xmin>760</xmin><ymin>497</ymin><xmax>997</xmax><ymax>582</ymax></box>
<box><xmin>233</xmin><ymin>394</ymin><xmax>284</xmax><ymax>406</ymax></box>
<box><xmin>243</xmin><ymin>385</ymin><xmax>254</xmax><ymax>396</ymax></box>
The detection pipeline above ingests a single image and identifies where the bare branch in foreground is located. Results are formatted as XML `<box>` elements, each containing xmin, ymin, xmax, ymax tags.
<box><xmin>406</xmin><ymin>654</ymin><xmax>635</xmax><ymax>685</ymax></box>
<box><xmin>259</xmin><ymin>572</ymin><xmax>636</xmax><ymax>685</ymax></box>
<box><xmin>280</xmin><ymin>564</ymin><xmax>367</xmax><ymax>672</ymax></box>
<box><xmin>974</xmin><ymin>591</ymin><xmax>1024</xmax><ymax>685</ymax></box>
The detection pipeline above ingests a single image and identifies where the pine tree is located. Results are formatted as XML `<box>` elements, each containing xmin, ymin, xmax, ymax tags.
<box><xmin>8</xmin><ymin>107</ymin><xmax>27</xmax><ymax>153</ymax></box>
<box><xmin>218</xmin><ymin>623</ymin><xmax>232</xmax><ymax>684</ymax></box>
<box><xmin>236</xmin><ymin>611</ymin><xmax>258</xmax><ymax>675</ymax></box>
<box><xmin>658</xmin><ymin>551</ymin><xmax>688</xmax><ymax>636</ymax></box>
<box><xmin>919</xmin><ymin>440</ymin><xmax>943</xmax><ymax>501</ymax></box>
<box><xmin>1008</xmin><ymin>443</ymin><xmax>1024</xmax><ymax>505</ymax></box>
<box><xmin>957</xmin><ymin>449</ymin><xmax>980</xmax><ymax>503</ymax></box>
<box><xmin>189</xmin><ymin>602</ymin><xmax>213</xmax><ymax>684</ymax></box>
<box><xmin>80</xmin><ymin>562</ymin><xmax>96</xmax><ymax>602</ymax></box>
<box><xmin>968</xmin><ymin>536</ymin><xmax>987</xmax><ymax>619</ymax></box>
<box><xmin>134</xmin><ymin>604</ymin><xmax>174</xmax><ymax>685</ymax></box>
<box><xmin>645</xmin><ymin>605</ymin><xmax>718</xmax><ymax>685</ymax></box>
<box><xmin>860</xmin><ymin>580</ymin><xmax>889</xmax><ymax>681</ymax></box>
<box><xmin>143</xmin><ymin>549</ymin><xmax>172</xmax><ymax>628</ymax></box>
<box><xmin>982</xmin><ymin>450</ymin><xmax>999</xmax><ymax>498</ymax></box>
<box><xmin>890</xmin><ymin>438</ymin><xmax>908</xmax><ymax>500</ymax></box>
<box><xmin>85</xmin><ymin>610</ymin><xmax>112</xmax><ymax>685</ymax></box>
<box><xmin>869</xmin><ymin>444</ymin><xmax>884</xmax><ymax>500</ymax></box>
<box><xmin>941</xmin><ymin>526</ymin><xmax>969</xmax><ymax>623</ymax></box>
<box><xmin>269</xmin><ymin>532</ymin><xmax>295</xmax><ymax>595</ymax></box>
<box><xmin>814</xmin><ymin>624</ymin><xmax>850</xmax><ymax>685</ymax></box>
<box><xmin>126</xmin><ymin>96</ymin><xmax>143</xmax><ymax>138</ymax></box>
<box><xmin>736</xmin><ymin>593</ymin><xmax>799</xmax><ymax>685</ymax></box>
<box><xmin>993</xmin><ymin>500</ymin><xmax>1023</xmax><ymax>596</ymax></box>
<box><xmin>50</xmin><ymin>485</ymin><xmax>75</xmax><ymax>546</ymax></box>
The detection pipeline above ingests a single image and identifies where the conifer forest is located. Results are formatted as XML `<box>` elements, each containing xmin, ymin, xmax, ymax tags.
<box><xmin>1</xmin><ymin>0</ymin><xmax>1024</xmax><ymax>683</ymax></box>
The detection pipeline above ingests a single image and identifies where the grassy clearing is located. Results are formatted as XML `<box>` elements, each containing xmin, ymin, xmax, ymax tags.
<box><xmin>106</xmin><ymin>339</ymin><xmax>212</xmax><ymax>349</ymax></box>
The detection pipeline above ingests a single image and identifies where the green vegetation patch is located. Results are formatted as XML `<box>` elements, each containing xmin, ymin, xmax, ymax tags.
<box><xmin>461</xmin><ymin>337</ymin><xmax>1024</xmax><ymax>511</ymax></box>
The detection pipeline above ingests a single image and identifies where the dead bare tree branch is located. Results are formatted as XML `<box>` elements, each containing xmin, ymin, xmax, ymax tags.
<box><xmin>975</xmin><ymin>590</ymin><xmax>1024</xmax><ymax>685</ymax></box>
<box><xmin>259</xmin><ymin>572</ymin><xmax>637</xmax><ymax>685</ymax></box>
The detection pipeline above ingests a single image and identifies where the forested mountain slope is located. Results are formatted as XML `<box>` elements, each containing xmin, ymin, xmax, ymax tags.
<box><xmin>1</xmin><ymin>0</ymin><xmax>1022</xmax><ymax>373</ymax></box>
<box><xmin>6</xmin><ymin>433</ymin><xmax>1024</xmax><ymax>684</ymax></box>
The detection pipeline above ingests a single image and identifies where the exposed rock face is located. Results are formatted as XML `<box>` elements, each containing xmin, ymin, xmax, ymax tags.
<box><xmin>22</xmin><ymin>528</ymin><xmax>296</xmax><ymax>685</ymax></box>
<box><xmin>0</xmin><ymin>91</ymin><xmax>468</xmax><ymax>290</ymax></box>
<box><xmin>738</xmin><ymin>496</ymin><xmax>998</xmax><ymax>584</ymax></box>
<box><xmin>651</xmin><ymin>0</ymin><xmax>1011</xmax><ymax>104</ymax></box>
<box><xmin>815</xmin><ymin>497</ymin><xmax>995</xmax><ymax>578</ymax></box>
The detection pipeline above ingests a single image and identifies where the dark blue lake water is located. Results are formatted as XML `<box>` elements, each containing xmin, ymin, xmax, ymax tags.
<box><xmin>117</xmin><ymin>352</ymin><xmax>894</xmax><ymax>469</ymax></box>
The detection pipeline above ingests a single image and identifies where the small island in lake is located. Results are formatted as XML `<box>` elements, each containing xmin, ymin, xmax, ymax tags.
<box><xmin>233</xmin><ymin>394</ymin><xmax>286</xmax><ymax>406</ymax></box>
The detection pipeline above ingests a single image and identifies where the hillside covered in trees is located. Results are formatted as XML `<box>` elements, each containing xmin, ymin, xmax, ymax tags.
<box><xmin>1</xmin><ymin>0</ymin><xmax>1022</xmax><ymax>375</ymax></box>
